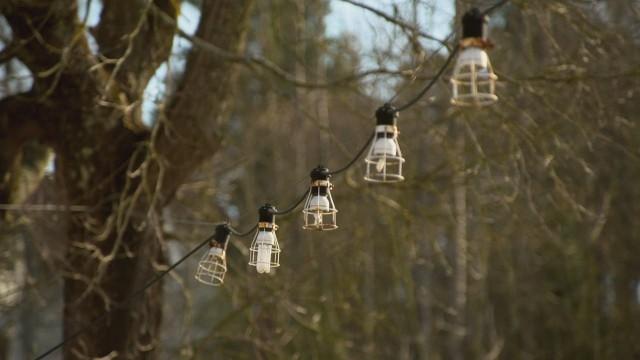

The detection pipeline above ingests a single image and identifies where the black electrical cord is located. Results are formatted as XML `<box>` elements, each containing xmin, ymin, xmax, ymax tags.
<box><xmin>34</xmin><ymin>234</ymin><xmax>215</xmax><ymax>360</ymax></box>
<box><xmin>396</xmin><ymin>46</ymin><xmax>459</xmax><ymax>112</ymax></box>
<box><xmin>328</xmin><ymin>131</ymin><xmax>375</xmax><ymax>176</ymax></box>
<box><xmin>387</xmin><ymin>30</ymin><xmax>455</xmax><ymax>105</ymax></box>
<box><xmin>275</xmin><ymin>189</ymin><xmax>310</xmax><ymax>215</ymax></box>
<box><xmin>229</xmin><ymin>223</ymin><xmax>258</xmax><ymax>237</ymax></box>
<box><xmin>228</xmin><ymin>188</ymin><xmax>309</xmax><ymax>235</ymax></box>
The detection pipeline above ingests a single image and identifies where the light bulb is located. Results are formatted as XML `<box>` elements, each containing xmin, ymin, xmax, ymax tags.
<box><xmin>451</xmin><ymin>46</ymin><xmax>497</xmax><ymax>106</ymax></box>
<box><xmin>308</xmin><ymin>195</ymin><xmax>330</xmax><ymax>211</ymax></box>
<box><xmin>451</xmin><ymin>8</ymin><xmax>497</xmax><ymax>107</ymax></box>
<box><xmin>303</xmin><ymin>167</ymin><xmax>338</xmax><ymax>230</ymax></box>
<box><xmin>372</xmin><ymin>137</ymin><xmax>397</xmax><ymax>172</ymax></box>
<box><xmin>195</xmin><ymin>245</ymin><xmax>227</xmax><ymax>286</ymax></box>
<box><xmin>457</xmin><ymin>47</ymin><xmax>489</xmax><ymax>70</ymax></box>
<box><xmin>205</xmin><ymin>247</ymin><xmax>224</xmax><ymax>260</ymax></box>
<box><xmin>255</xmin><ymin>230</ymin><xmax>274</xmax><ymax>274</ymax></box>
<box><xmin>309</xmin><ymin>194</ymin><xmax>330</xmax><ymax>225</ymax></box>
<box><xmin>372</xmin><ymin>137</ymin><xmax>397</xmax><ymax>156</ymax></box>
<box><xmin>456</xmin><ymin>48</ymin><xmax>492</xmax><ymax>82</ymax></box>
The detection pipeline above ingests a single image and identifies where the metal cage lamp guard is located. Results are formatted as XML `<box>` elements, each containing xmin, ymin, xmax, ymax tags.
<box><xmin>195</xmin><ymin>224</ymin><xmax>231</xmax><ymax>286</ymax></box>
<box><xmin>364</xmin><ymin>104</ymin><xmax>405</xmax><ymax>183</ymax></box>
<box><xmin>249</xmin><ymin>204</ymin><xmax>281</xmax><ymax>274</ymax></box>
<box><xmin>451</xmin><ymin>8</ymin><xmax>498</xmax><ymax>107</ymax></box>
<box><xmin>302</xmin><ymin>166</ymin><xmax>338</xmax><ymax>231</ymax></box>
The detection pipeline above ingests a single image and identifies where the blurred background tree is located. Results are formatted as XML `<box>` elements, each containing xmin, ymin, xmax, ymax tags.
<box><xmin>0</xmin><ymin>0</ymin><xmax>639</xmax><ymax>359</ymax></box>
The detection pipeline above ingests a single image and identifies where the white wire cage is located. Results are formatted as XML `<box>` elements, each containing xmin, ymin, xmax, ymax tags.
<box><xmin>194</xmin><ymin>224</ymin><xmax>231</xmax><ymax>287</ymax></box>
<box><xmin>450</xmin><ymin>47</ymin><xmax>498</xmax><ymax>106</ymax></box>
<box><xmin>302</xmin><ymin>167</ymin><xmax>338</xmax><ymax>230</ymax></box>
<box><xmin>194</xmin><ymin>246</ymin><xmax>227</xmax><ymax>286</ymax></box>
<box><xmin>248</xmin><ymin>223</ymin><xmax>281</xmax><ymax>273</ymax></box>
<box><xmin>451</xmin><ymin>8</ymin><xmax>498</xmax><ymax>107</ymax></box>
<box><xmin>364</xmin><ymin>125</ymin><xmax>405</xmax><ymax>183</ymax></box>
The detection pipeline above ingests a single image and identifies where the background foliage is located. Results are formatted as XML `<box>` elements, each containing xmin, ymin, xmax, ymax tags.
<box><xmin>1</xmin><ymin>0</ymin><xmax>639</xmax><ymax>359</ymax></box>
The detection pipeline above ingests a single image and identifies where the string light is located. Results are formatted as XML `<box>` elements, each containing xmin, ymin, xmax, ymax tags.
<box><xmin>194</xmin><ymin>224</ymin><xmax>231</xmax><ymax>286</ymax></box>
<box><xmin>249</xmin><ymin>204</ymin><xmax>281</xmax><ymax>273</ymax></box>
<box><xmin>302</xmin><ymin>166</ymin><xmax>338</xmax><ymax>230</ymax></box>
<box><xmin>34</xmin><ymin>2</ymin><xmax>512</xmax><ymax>357</ymax></box>
<box><xmin>364</xmin><ymin>104</ymin><xmax>405</xmax><ymax>183</ymax></box>
<box><xmin>451</xmin><ymin>8</ymin><xmax>498</xmax><ymax>106</ymax></box>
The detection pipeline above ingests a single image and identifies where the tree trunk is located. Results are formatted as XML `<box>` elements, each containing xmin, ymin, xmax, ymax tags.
<box><xmin>449</xmin><ymin>115</ymin><xmax>467</xmax><ymax>360</ymax></box>
<box><xmin>449</xmin><ymin>3</ymin><xmax>468</xmax><ymax>360</ymax></box>
<box><xmin>1</xmin><ymin>0</ymin><xmax>253</xmax><ymax>358</ymax></box>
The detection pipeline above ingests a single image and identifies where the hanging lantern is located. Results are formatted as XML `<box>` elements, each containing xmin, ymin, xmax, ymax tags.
<box><xmin>195</xmin><ymin>224</ymin><xmax>231</xmax><ymax>286</ymax></box>
<box><xmin>364</xmin><ymin>104</ymin><xmax>405</xmax><ymax>183</ymax></box>
<box><xmin>302</xmin><ymin>166</ymin><xmax>338</xmax><ymax>230</ymax></box>
<box><xmin>451</xmin><ymin>8</ymin><xmax>498</xmax><ymax>106</ymax></box>
<box><xmin>249</xmin><ymin>204</ymin><xmax>281</xmax><ymax>274</ymax></box>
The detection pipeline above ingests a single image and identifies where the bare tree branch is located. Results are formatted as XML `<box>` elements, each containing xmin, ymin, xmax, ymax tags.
<box><xmin>153</xmin><ymin>1</ymin><xmax>254</xmax><ymax>202</ymax></box>
<box><xmin>151</xmin><ymin>4</ymin><xmax>433</xmax><ymax>89</ymax></box>
<box><xmin>95</xmin><ymin>0</ymin><xmax>178</xmax><ymax>95</ymax></box>
<box><xmin>0</xmin><ymin>93</ymin><xmax>53</xmax><ymax>213</ymax></box>
<box><xmin>338</xmin><ymin>0</ymin><xmax>452</xmax><ymax>50</ymax></box>
<box><xmin>0</xmin><ymin>41</ymin><xmax>18</xmax><ymax>64</ymax></box>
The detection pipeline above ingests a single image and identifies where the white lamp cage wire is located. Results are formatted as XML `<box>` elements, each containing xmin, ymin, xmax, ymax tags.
<box><xmin>364</xmin><ymin>105</ymin><xmax>405</xmax><ymax>183</ymax></box>
<box><xmin>249</xmin><ymin>204</ymin><xmax>281</xmax><ymax>274</ymax></box>
<box><xmin>451</xmin><ymin>8</ymin><xmax>498</xmax><ymax>107</ymax></box>
<box><xmin>195</xmin><ymin>224</ymin><xmax>230</xmax><ymax>286</ymax></box>
<box><xmin>302</xmin><ymin>166</ymin><xmax>338</xmax><ymax>230</ymax></box>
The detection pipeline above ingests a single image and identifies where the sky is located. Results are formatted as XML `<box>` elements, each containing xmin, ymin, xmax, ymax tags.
<box><xmin>1</xmin><ymin>0</ymin><xmax>456</xmax><ymax>124</ymax></box>
<box><xmin>141</xmin><ymin>0</ymin><xmax>456</xmax><ymax>122</ymax></box>
<box><xmin>326</xmin><ymin>0</ymin><xmax>454</xmax><ymax>46</ymax></box>
<box><xmin>325</xmin><ymin>0</ymin><xmax>454</xmax><ymax>99</ymax></box>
